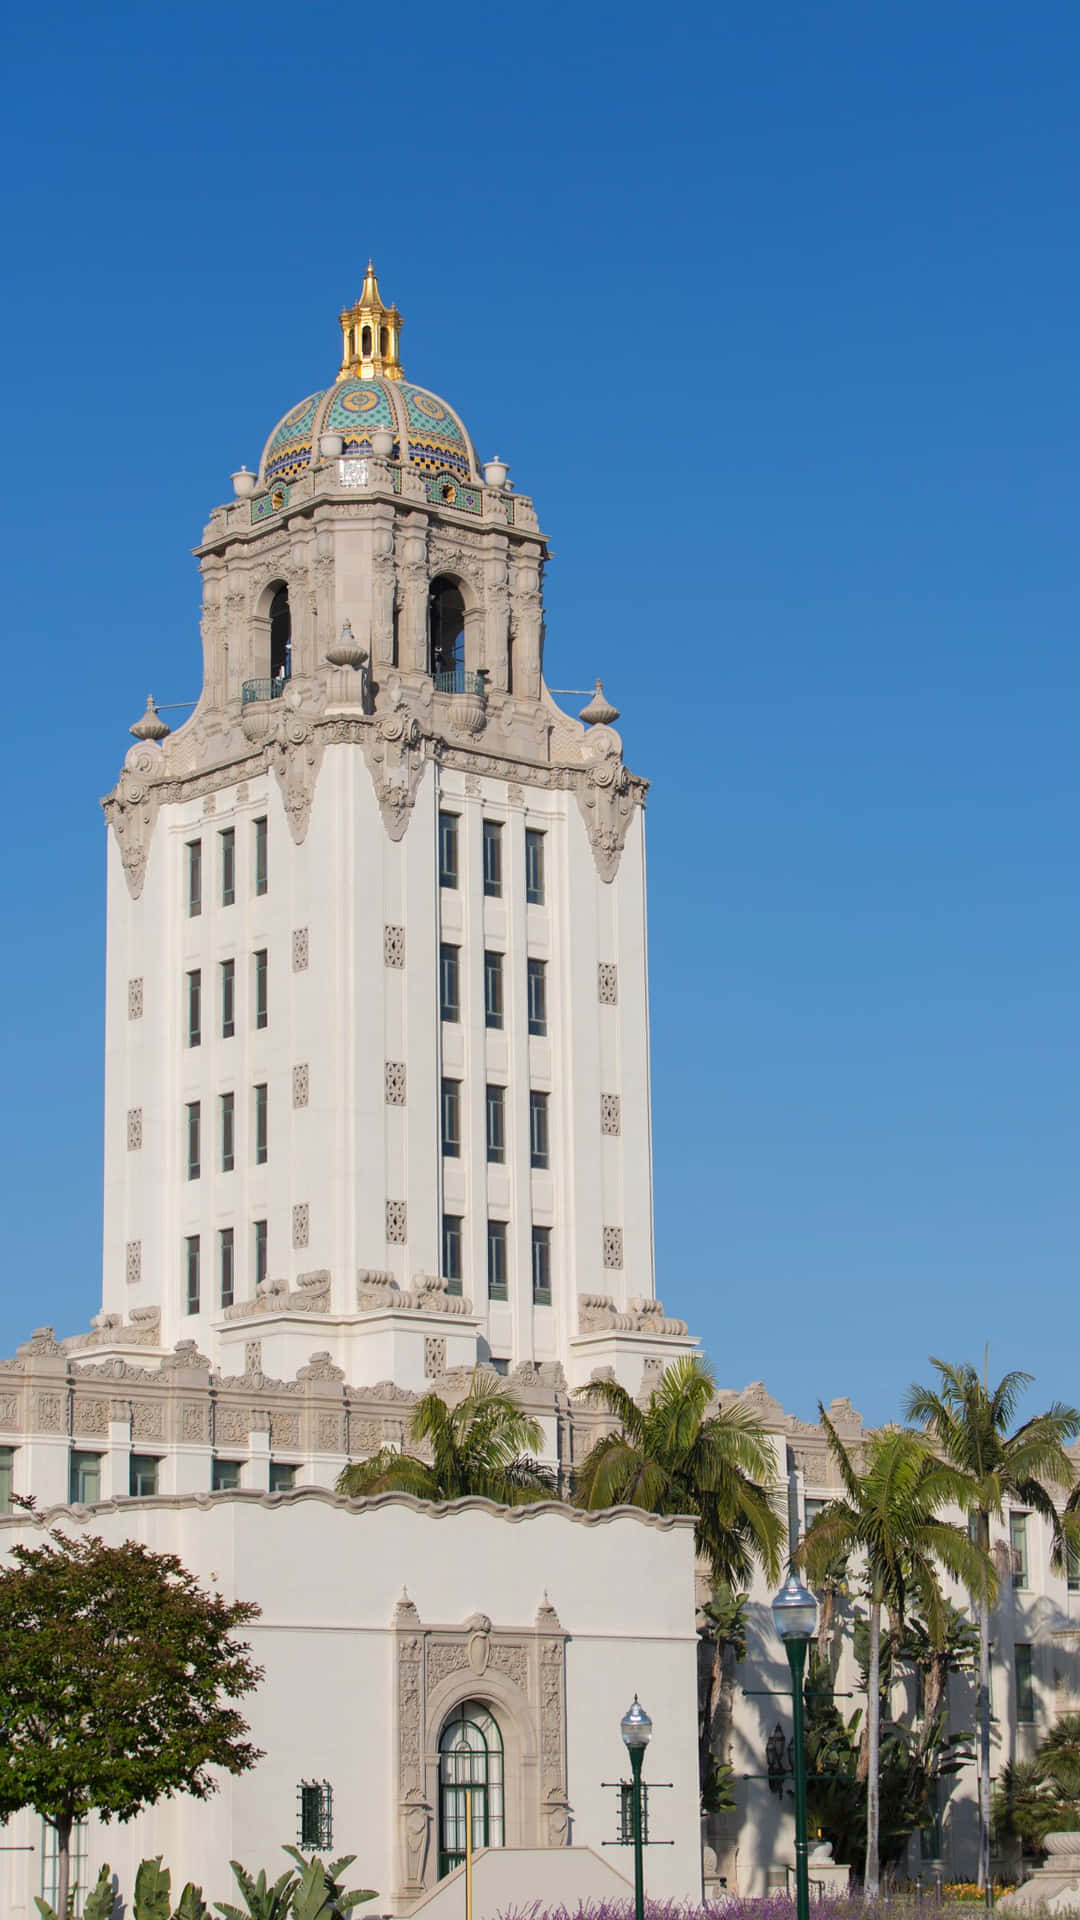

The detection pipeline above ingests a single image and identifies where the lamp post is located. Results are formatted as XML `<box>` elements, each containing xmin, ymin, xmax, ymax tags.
<box><xmin>771</xmin><ymin>1573</ymin><xmax>818</xmax><ymax>1920</ymax></box>
<box><xmin>621</xmin><ymin>1695</ymin><xmax>652</xmax><ymax>1920</ymax></box>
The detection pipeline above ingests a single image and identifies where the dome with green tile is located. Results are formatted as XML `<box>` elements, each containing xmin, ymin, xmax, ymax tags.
<box><xmin>258</xmin><ymin>263</ymin><xmax>480</xmax><ymax>486</ymax></box>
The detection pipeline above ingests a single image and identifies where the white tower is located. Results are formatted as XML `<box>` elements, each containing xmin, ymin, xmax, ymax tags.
<box><xmin>99</xmin><ymin>268</ymin><xmax>695</xmax><ymax>1399</ymax></box>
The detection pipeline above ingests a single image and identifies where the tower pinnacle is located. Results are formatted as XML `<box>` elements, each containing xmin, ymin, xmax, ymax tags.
<box><xmin>337</xmin><ymin>261</ymin><xmax>404</xmax><ymax>383</ymax></box>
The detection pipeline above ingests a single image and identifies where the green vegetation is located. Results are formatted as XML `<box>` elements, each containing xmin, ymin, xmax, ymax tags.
<box><xmin>336</xmin><ymin>1370</ymin><xmax>555</xmax><ymax>1504</ymax></box>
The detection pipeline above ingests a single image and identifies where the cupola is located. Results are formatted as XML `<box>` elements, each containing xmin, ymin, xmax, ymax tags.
<box><xmin>337</xmin><ymin>261</ymin><xmax>404</xmax><ymax>382</ymax></box>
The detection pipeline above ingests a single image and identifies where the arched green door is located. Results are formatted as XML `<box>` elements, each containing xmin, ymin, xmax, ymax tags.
<box><xmin>438</xmin><ymin>1701</ymin><xmax>505</xmax><ymax>1877</ymax></box>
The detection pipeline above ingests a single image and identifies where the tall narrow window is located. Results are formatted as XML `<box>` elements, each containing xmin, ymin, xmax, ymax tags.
<box><xmin>221</xmin><ymin>1091</ymin><xmax>235</xmax><ymax>1173</ymax></box>
<box><xmin>525</xmin><ymin>829</ymin><xmax>545</xmax><ymax>905</ymax></box>
<box><xmin>220</xmin><ymin>827</ymin><xmax>236</xmax><ymax>907</ymax></box>
<box><xmin>254</xmin><ymin>1219</ymin><xmax>268</xmax><ymax>1288</ymax></box>
<box><xmin>221</xmin><ymin>958</ymin><xmax>235</xmax><ymax>1038</ymax></box>
<box><xmin>527</xmin><ymin>958</ymin><xmax>547</xmax><ymax>1037</ymax></box>
<box><xmin>186</xmin><ymin>1101</ymin><xmax>201</xmax><ymax>1181</ymax></box>
<box><xmin>1068</xmin><ymin>1542</ymin><xmax>1080</xmax><ymax>1592</ymax></box>
<box><xmin>299</xmin><ymin>1780</ymin><xmax>333</xmax><ymax>1851</ymax></box>
<box><xmin>484</xmin><ymin>951</ymin><xmax>503</xmax><ymax>1030</ymax></box>
<box><xmin>219</xmin><ymin>1227</ymin><xmax>235</xmax><ymax>1308</ymax></box>
<box><xmin>0</xmin><ymin>1445</ymin><xmax>13</xmax><ymax>1515</ymax></box>
<box><xmin>269</xmin><ymin>587</ymin><xmax>291</xmax><ymax>683</ymax></box>
<box><xmin>439</xmin><ymin>812</ymin><xmax>460</xmax><ymax>889</ymax></box>
<box><xmin>486</xmin><ymin>1084</ymin><xmax>506</xmax><ymax>1164</ymax></box>
<box><xmin>439</xmin><ymin>1702</ymin><xmax>504</xmax><ymax>1877</ymax></box>
<box><xmin>531</xmin><ymin>1226</ymin><xmax>552</xmax><ymax>1305</ymax></box>
<box><xmin>186</xmin><ymin>839</ymin><xmax>202</xmax><ymax>917</ymax></box>
<box><xmin>255</xmin><ymin>1083</ymin><xmax>268</xmax><ymax>1165</ymax></box>
<box><xmin>1016</xmin><ymin>1644</ymin><xmax>1035</xmax><ymax>1723</ymax></box>
<box><xmin>483</xmin><ymin>820</ymin><xmax>503</xmax><ymax>898</ymax></box>
<box><xmin>1010</xmin><ymin>1512</ymin><xmax>1030</xmax><ymax>1589</ymax></box>
<box><xmin>440</xmin><ymin>943</ymin><xmax>460</xmax><ymax>1023</ymax></box>
<box><xmin>442</xmin><ymin>1214</ymin><xmax>463</xmax><ymax>1296</ymax></box>
<box><xmin>442</xmin><ymin>1078</ymin><xmax>462</xmax><ymax>1158</ymax></box>
<box><xmin>487</xmin><ymin>1220</ymin><xmax>508</xmax><ymax>1301</ymax></box>
<box><xmin>129</xmin><ymin>1454</ymin><xmax>159</xmax><ymax>1497</ymax></box>
<box><xmin>187</xmin><ymin>969</ymin><xmax>201</xmax><ymax>1048</ymax></box>
<box><xmin>428</xmin><ymin>577</ymin><xmax>466</xmax><ymax>684</ymax></box>
<box><xmin>254</xmin><ymin>817</ymin><xmax>268</xmax><ymax>896</ymax></box>
<box><xmin>529</xmin><ymin>1091</ymin><xmax>550</xmax><ymax>1170</ymax></box>
<box><xmin>69</xmin><ymin>1451</ymin><xmax>102</xmax><ymax>1505</ymax></box>
<box><xmin>255</xmin><ymin>949</ymin><xmax>268</xmax><ymax>1029</ymax></box>
<box><xmin>185</xmin><ymin>1235</ymin><xmax>201</xmax><ymax>1314</ymax></box>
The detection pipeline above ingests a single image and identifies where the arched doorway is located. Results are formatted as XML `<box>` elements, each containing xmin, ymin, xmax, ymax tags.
<box><xmin>438</xmin><ymin>1700</ymin><xmax>504</xmax><ymax>1877</ymax></box>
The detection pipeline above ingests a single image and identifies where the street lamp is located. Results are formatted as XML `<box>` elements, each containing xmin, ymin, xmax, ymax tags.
<box><xmin>621</xmin><ymin>1695</ymin><xmax>652</xmax><ymax>1920</ymax></box>
<box><xmin>771</xmin><ymin>1574</ymin><xmax>818</xmax><ymax>1920</ymax></box>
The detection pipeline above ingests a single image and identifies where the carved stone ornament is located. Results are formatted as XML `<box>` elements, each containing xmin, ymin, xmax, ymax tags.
<box><xmin>572</xmin><ymin>726</ymin><xmax>647</xmax><ymax>883</ymax></box>
<box><xmin>362</xmin><ymin>678</ymin><xmax>430</xmax><ymax>840</ymax></box>
<box><xmin>577</xmin><ymin>1291</ymin><xmax>689</xmax><ymax>1336</ymax></box>
<box><xmin>106</xmin><ymin>739</ymin><xmax>166</xmax><ymax>899</ymax></box>
<box><xmin>266</xmin><ymin>689</ymin><xmax>326</xmax><ymax>845</ymax></box>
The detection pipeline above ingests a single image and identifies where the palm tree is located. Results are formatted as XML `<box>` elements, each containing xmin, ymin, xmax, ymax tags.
<box><xmin>336</xmin><ymin>1371</ymin><xmax>556</xmax><ymax>1505</ymax></box>
<box><xmin>573</xmin><ymin>1356</ymin><xmax>783</xmax><ymax>1585</ymax></box>
<box><xmin>799</xmin><ymin>1410</ymin><xmax>992</xmax><ymax>1898</ymax></box>
<box><xmin>905</xmin><ymin>1359</ymin><xmax>1080</xmax><ymax>1892</ymax></box>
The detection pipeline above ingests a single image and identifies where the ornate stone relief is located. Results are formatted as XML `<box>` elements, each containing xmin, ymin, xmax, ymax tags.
<box><xmin>266</xmin><ymin>695</ymin><xmax>326</xmax><ymax>845</ymax></box>
<box><xmin>292</xmin><ymin>927</ymin><xmax>309</xmax><ymax>971</ymax></box>
<box><xmin>572</xmin><ymin>725</ymin><xmax>647</xmax><ymax>884</ymax></box>
<box><xmin>597</xmin><ymin>962</ymin><xmax>618</xmax><ymax>1005</ymax></box>
<box><xmin>423</xmin><ymin>1337</ymin><xmax>446</xmax><ymax>1379</ymax></box>
<box><xmin>392</xmin><ymin>1593</ymin><xmax>569</xmax><ymax>1906</ymax></box>
<box><xmin>293</xmin><ymin>1063</ymin><xmax>310</xmax><ymax>1108</ymax></box>
<box><xmin>360</xmin><ymin>680</ymin><xmax>431</xmax><ymax>841</ymax></box>
<box><xmin>356</xmin><ymin>1272</ymin><xmax>472</xmax><ymax>1317</ymax></box>
<box><xmin>127</xmin><ymin>1108</ymin><xmax>143</xmax><ymax>1151</ymax></box>
<box><xmin>386</xmin><ymin>1200</ymin><xmax>408</xmax><ymax>1244</ymax></box>
<box><xmin>576</xmin><ymin>1292</ymin><xmax>689</xmax><ymax>1337</ymax></box>
<box><xmin>292</xmin><ymin>1204</ymin><xmax>310</xmax><ymax>1250</ymax></box>
<box><xmin>600</xmin><ymin>1093</ymin><xmax>621</xmax><ymax>1135</ymax></box>
<box><xmin>384</xmin><ymin>924</ymin><xmax>406</xmax><ymax>967</ymax></box>
<box><xmin>223</xmin><ymin>1270</ymin><xmax>330</xmax><ymax>1320</ymax></box>
<box><xmin>125</xmin><ymin>1242</ymin><xmax>141</xmax><ymax>1286</ymax></box>
<box><xmin>106</xmin><ymin>740</ymin><xmax>166</xmax><ymax>899</ymax></box>
<box><xmin>128</xmin><ymin>977</ymin><xmax>144</xmax><ymax>1019</ymax></box>
<box><xmin>385</xmin><ymin>1061</ymin><xmax>407</xmax><ymax>1105</ymax></box>
<box><xmin>602</xmin><ymin>1226</ymin><xmax>624</xmax><ymax>1270</ymax></box>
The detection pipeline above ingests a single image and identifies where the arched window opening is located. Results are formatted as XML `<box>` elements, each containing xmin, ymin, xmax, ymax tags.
<box><xmin>270</xmin><ymin>586</ymin><xmax>292</xmax><ymax>683</ymax></box>
<box><xmin>362</xmin><ymin>325</ymin><xmax>373</xmax><ymax>357</ymax></box>
<box><xmin>428</xmin><ymin>577</ymin><xmax>466</xmax><ymax>688</ymax></box>
<box><xmin>438</xmin><ymin>1701</ymin><xmax>504</xmax><ymax>1878</ymax></box>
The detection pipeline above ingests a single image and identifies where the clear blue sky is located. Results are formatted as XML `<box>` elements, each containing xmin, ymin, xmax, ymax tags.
<box><xmin>2</xmin><ymin>1</ymin><xmax>1077</xmax><ymax>1424</ymax></box>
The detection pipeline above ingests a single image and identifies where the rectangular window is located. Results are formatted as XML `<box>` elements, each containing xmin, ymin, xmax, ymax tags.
<box><xmin>129</xmin><ymin>1454</ymin><xmax>159</xmax><ymax>1498</ymax></box>
<box><xmin>254</xmin><ymin>1219</ymin><xmax>268</xmax><ymax>1288</ymax></box>
<box><xmin>1068</xmin><ymin>1542</ymin><xmax>1080</xmax><ymax>1592</ymax></box>
<box><xmin>1016</xmin><ymin>1643</ymin><xmax>1035</xmax><ymax>1723</ymax></box>
<box><xmin>41</xmin><ymin>1818</ymin><xmax>88</xmax><ymax>1916</ymax></box>
<box><xmin>440</xmin><ymin>943</ymin><xmax>460</xmax><ymax>1023</ymax></box>
<box><xmin>299</xmin><ymin>1781</ymin><xmax>333</xmax><ymax>1852</ymax></box>
<box><xmin>187</xmin><ymin>968</ymin><xmax>201</xmax><ymax>1047</ymax></box>
<box><xmin>254</xmin><ymin>816</ymin><xmax>268</xmax><ymax>896</ymax></box>
<box><xmin>805</xmin><ymin>1497</ymin><xmax>828</xmax><ymax>1530</ymax></box>
<box><xmin>254</xmin><ymin>949</ymin><xmax>268</xmax><ymax>1029</ymax></box>
<box><xmin>186</xmin><ymin>838</ymin><xmax>202</xmax><ymax>917</ymax></box>
<box><xmin>527</xmin><ymin>957</ymin><xmax>548</xmax><ymax>1037</ymax></box>
<box><xmin>529</xmin><ymin>1091</ymin><xmax>550</xmax><ymax>1170</ymax></box>
<box><xmin>441</xmin><ymin>1078</ymin><xmax>461</xmax><ymax>1158</ymax></box>
<box><xmin>69</xmin><ymin>1451</ymin><xmax>102</xmax><ymax>1506</ymax></box>
<box><xmin>185</xmin><ymin>1234</ymin><xmax>200</xmax><ymax>1314</ymax></box>
<box><xmin>525</xmin><ymin>829</ymin><xmax>545</xmax><ymax>905</ymax></box>
<box><xmin>220</xmin><ymin>826</ymin><xmax>236</xmax><ymax>907</ymax></box>
<box><xmin>1010</xmin><ymin>1511</ymin><xmax>1030</xmax><ymax>1590</ymax></box>
<box><xmin>487</xmin><ymin>1220</ymin><xmax>509</xmax><ymax>1301</ymax></box>
<box><xmin>531</xmin><ymin>1225</ymin><xmax>552</xmax><ymax>1306</ymax></box>
<box><xmin>212</xmin><ymin>1458</ymin><xmax>243</xmax><ymax>1492</ymax></box>
<box><xmin>255</xmin><ymin>1082</ymin><xmax>268</xmax><ymax>1165</ymax></box>
<box><xmin>186</xmin><ymin>1101</ymin><xmax>201</xmax><ymax>1181</ymax></box>
<box><xmin>221</xmin><ymin>1091</ymin><xmax>235</xmax><ymax>1173</ymax></box>
<box><xmin>270</xmin><ymin>1461</ymin><xmax>297</xmax><ymax>1493</ymax></box>
<box><xmin>483</xmin><ymin>819</ymin><xmax>503</xmax><ymax>897</ymax></box>
<box><xmin>221</xmin><ymin>957</ymin><xmax>235</xmax><ymax>1039</ymax></box>
<box><xmin>484</xmin><ymin>950</ymin><xmax>504</xmax><ymax>1030</ymax></box>
<box><xmin>438</xmin><ymin>810</ymin><xmax>459</xmax><ymax>888</ymax></box>
<box><xmin>486</xmin><ymin>1083</ymin><xmax>506</xmax><ymax>1163</ymax></box>
<box><xmin>219</xmin><ymin>1227</ymin><xmax>235</xmax><ymax>1308</ymax></box>
<box><xmin>0</xmin><ymin>1446</ymin><xmax>13</xmax><ymax>1515</ymax></box>
<box><xmin>442</xmin><ymin>1213</ymin><xmax>463</xmax><ymax>1296</ymax></box>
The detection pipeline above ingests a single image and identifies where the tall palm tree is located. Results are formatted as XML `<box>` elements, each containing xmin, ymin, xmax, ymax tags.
<box><xmin>573</xmin><ymin>1356</ymin><xmax>783</xmax><ymax>1586</ymax></box>
<box><xmin>800</xmin><ymin>1410</ymin><xmax>992</xmax><ymax>1898</ymax></box>
<box><xmin>905</xmin><ymin>1359</ymin><xmax>1080</xmax><ymax>1891</ymax></box>
<box><xmin>336</xmin><ymin>1371</ymin><xmax>555</xmax><ymax>1505</ymax></box>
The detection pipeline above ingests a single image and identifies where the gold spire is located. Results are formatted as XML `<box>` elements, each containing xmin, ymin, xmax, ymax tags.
<box><xmin>337</xmin><ymin>261</ymin><xmax>404</xmax><ymax>382</ymax></box>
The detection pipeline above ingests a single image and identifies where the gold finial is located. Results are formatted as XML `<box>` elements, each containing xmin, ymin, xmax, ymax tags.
<box><xmin>337</xmin><ymin>260</ymin><xmax>404</xmax><ymax>383</ymax></box>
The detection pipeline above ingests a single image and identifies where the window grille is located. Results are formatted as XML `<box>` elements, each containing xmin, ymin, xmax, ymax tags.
<box><xmin>298</xmin><ymin>1780</ymin><xmax>333</xmax><ymax>1851</ymax></box>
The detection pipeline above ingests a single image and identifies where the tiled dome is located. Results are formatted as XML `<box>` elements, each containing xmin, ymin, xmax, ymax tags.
<box><xmin>260</xmin><ymin>377</ymin><xmax>479</xmax><ymax>487</ymax></box>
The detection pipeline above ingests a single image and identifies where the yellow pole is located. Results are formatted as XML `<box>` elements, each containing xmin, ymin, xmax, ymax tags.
<box><xmin>465</xmin><ymin>1786</ymin><xmax>473</xmax><ymax>1920</ymax></box>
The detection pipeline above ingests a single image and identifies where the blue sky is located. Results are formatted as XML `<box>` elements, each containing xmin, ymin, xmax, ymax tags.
<box><xmin>2</xmin><ymin>1</ymin><xmax>1077</xmax><ymax>1424</ymax></box>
